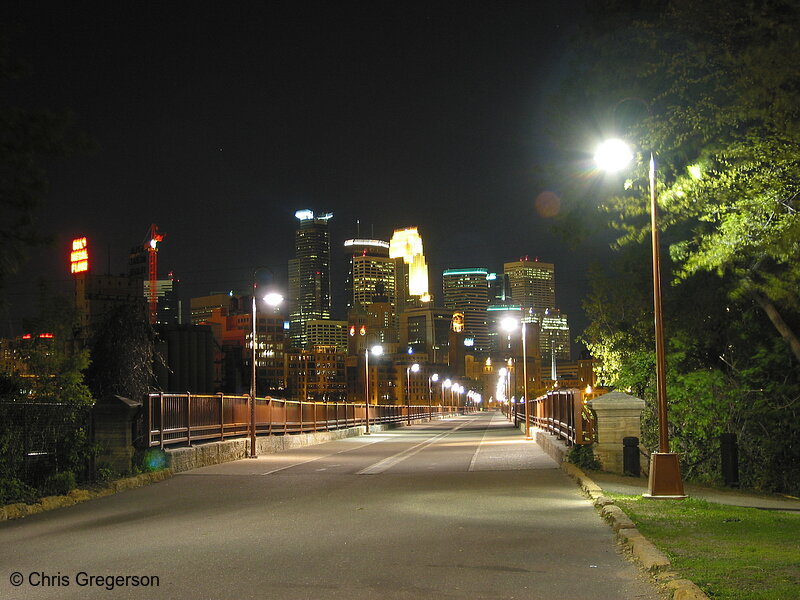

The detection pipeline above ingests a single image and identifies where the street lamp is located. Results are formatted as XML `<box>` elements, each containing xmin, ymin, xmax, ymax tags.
<box><xmin>443</xmin><ymin>378</ymin><xmax>452</xmax><ymax>407</ymax></box>
<box><xmin>497</xmin><ymin>367</ymin><xmax>508</xmax><ymax>416</ymax></box>
<box><xmin>429</xmin><ymin>373</ymin><xmax>439</xmax><ymax>420</ymax></box>
<box><xmin>250</xmin><ymin>270</ymin><xmax>283</xmax><ymax>458</ymax></box>
<box><xmin>406</xmin><ymin>363</ymin><xmax>420</xmax><ymax>425</ymax></box>
<box><xmin>364</xmin><ymin>344</ymin><xmax>383</xmax><ymax>435</ymax></box>
<box><xmin>502</xmin><ymin>316</ymin><xmax>531</xmax><ymax>440</ymax></box>
<box><xmin>595</xmin><ymin>138</ymin><xmax>686</xmax><ymax>499</ymax></box>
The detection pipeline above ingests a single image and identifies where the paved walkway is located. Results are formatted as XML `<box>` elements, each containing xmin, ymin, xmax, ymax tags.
<box><xmin>590</xmin><ymin>471</ymin><xmax>800</xmax><ymax>512</ymax></box>
<box><xmin>1</xmin><ymin>413</ymin><xmax>667</xmax><ymax>600</ymax></box>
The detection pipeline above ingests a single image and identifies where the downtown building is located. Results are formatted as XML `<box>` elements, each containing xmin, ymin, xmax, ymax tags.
<box><xmin>343</xmin><ymin>238</ymin><xmax>396</xmax><ymax>313</ymax></box>
<box><xmin>442</xmin><ymin>268</ymin><xmax>490</xmax><ymax>354</ymax></box>
<box><xmin>389</xmin><ymin>227</ymin><xmax>431</xmax><ymax>311</ymax></box>
<box><xmin>504</xmin><ymin>257</ymin><xmax>555</xmax><ymax>313</ymax></box>
<box><xmin>288</xmin><ymin>210</ymin><xmax>333</xmax><ymax>350</ymax></box>
<box><xmin>504</xmin><ymin>257</ymin><xmax>570</xmax><ymax>361</ymax></box>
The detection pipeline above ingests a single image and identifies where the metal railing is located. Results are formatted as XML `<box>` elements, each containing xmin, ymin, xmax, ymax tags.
<box><xmin>147</xmin><ymin>392</ymin><xmax>465</xmax><ymax>448</ymax></box>
<box><xmin>516</xmin><ymin>389</ymin><xmax>596</xmax><ymax>446</ymax></box>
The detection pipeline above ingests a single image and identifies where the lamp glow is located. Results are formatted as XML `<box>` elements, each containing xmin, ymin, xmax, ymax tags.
<box><xmin>594</xmin><ymin>138</ymin><xmax>633</xmax><ymax>172</ymax></box>
<box><xmin>263</xmin><ymin>292</ymin><xmax>284</xmax><ymax>307</ymax></box>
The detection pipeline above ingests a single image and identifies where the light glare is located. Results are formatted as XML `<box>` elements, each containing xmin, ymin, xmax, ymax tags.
<box><xmin>263</xmin><ymin>292</ymin><xmax>284</xmax><ymax>307</ymax></box>
<box><xmin>595</xmin><ymin>139</ymin><xmax>633</xmax><ymax>172</ymax></box>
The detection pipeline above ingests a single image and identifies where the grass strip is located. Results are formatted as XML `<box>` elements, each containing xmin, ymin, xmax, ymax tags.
<box><xmin>608</xmin><ymin>494</ymin><xmax>800</xmax><ymax>600</ymax></box>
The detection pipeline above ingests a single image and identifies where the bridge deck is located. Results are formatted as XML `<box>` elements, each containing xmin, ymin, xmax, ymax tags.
<box><xmin>1</xmin><ymin>412</ymin><xmax>665</xmax><ymax>599</ymax></box>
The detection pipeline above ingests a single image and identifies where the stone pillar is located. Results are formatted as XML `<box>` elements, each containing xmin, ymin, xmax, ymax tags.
<box><xmin>92</xmin><ymin>395</ymin><xmax>142</xmax><ymax>474</ymax></box>
<box><xmin>586</xmin><ymin>391</ymin><xmax>646</xmax><ymax>474</ymax></box>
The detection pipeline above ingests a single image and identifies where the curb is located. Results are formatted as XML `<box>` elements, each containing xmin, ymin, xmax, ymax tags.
<box><xmin>0</xmin><ymin>469</ymin><xmax>173</xmax><ymax>522</ymax></box>
<box><xmin>559</xmin><ymin>462</ymin><xmax>709</xmax><ymax>599</ymax></box>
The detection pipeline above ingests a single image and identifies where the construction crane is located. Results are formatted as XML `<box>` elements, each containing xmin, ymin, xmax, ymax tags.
<box><xmin>145</xmin><ymin>224</ymin><xmax>165</xmax><ymax>325</ymax></box>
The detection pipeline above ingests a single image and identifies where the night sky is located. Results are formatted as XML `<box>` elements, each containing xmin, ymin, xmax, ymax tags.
<box><xmin>3</xmin><ymin>1</ymin><xmax>609</xmax><ymax>348</ymax></box>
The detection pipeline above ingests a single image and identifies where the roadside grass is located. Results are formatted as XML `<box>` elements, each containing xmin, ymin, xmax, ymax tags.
<box><xmin>608</xmin><ymin>493</ymin><xmax>800</xmax><ymax>600</ymax></box>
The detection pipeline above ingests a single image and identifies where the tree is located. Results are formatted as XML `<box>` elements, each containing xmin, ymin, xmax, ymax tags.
<box><xmin>561</xmin><ymin>0</ymin><xmax>800</xmax><ymax>361</ymax></box>
<box><xmin>86</xmin><ymin>303</ymin><xmax>155</xmax><ymax>403</ymax></box>
<box><xmin>552</xmin><ymin>1</ymin><xmax>800</xmax><ymax>491</ymax></box>
<box><xmin>0</xmin><ymin>292</ymin><xmax>94</xmax><ymax>488</ymax></box>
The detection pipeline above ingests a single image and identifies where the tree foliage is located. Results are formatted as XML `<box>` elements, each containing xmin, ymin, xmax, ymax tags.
<box><xmin>86</xmin><ymin>303</ymin><xmax>155</xmax><ymax>403</ymax></box>
<box><xmin>0</xmin><ymin>292</ymin><xmax>94</xmax><ymax>489</ymax></box>
<box><xmin>557</xmin><ymin>0</ymin><xmax>800</xmax><ymax>492</ymax></box>
<box><xmin>565</xmin><ymin>0</ymin><xmax>800</xmax><ymax>360</ymax></box>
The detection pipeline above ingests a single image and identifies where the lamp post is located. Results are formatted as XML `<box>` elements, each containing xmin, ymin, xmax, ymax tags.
<box><xmin>406</xmin><ymin>363</ymin><xmax>420</xmax><ymax>425</ymax></box>
<box><xmin>502</xmin><ymin>316</ymin><xmax>531</xmax><ymax>439</ymax></box>
<box><xmin>498</xmin><ymin>367</ymin><xmax>508</xmax><ymax>417</ymax></box>
<box><xmin>364</xmin><ymin>344</ymin><xmax>383</xmax><ymax>435</ymax></box>
<box><xmin>429</xmin><ymin>373</ymin><xmax>439</xmax><ymax>420</ymax></box>
<box><xmin>250</xmin><ymin>270</ymin><xmax>283</xmax><ymax>459</ymax></box>
<box><xmin>595</xmin><ymin>138</ymin><xmax>686</xmax><ymax>499</ymax></box>
<box><xmin>443</xmin><ymin>379</ymin><xmax>452</xmax><ymax>408</ymax></box>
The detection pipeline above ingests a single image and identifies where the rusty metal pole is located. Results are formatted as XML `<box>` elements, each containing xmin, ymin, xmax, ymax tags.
<box><xmin>645</xmin><ymin>153</ymin><xmax>686</xmax><ymax>499</ymax></box>
<box><xmin>364</xmin><ymin>348</ymin><xmax>371</xmax><ymax>435</ymax></box>
<box><xmin>406</xmin><ymin>366</ymin><xmax>411</xmax><ymax>426</ymax></box>
<box><xmin>249</xmin><ymin>287</ymin><xmax>258</xmax><ymax>458</ymax></box>
<box><xmin>522</xmin><ymin>322</ymin><xmax>531</xmax><ymax>440</ymax></box>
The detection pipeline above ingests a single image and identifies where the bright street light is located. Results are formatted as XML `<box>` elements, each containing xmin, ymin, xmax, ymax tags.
<box><xmin>406</xmin><ymin>363</ymin><xmax>420</xmax><ymax>425</ymax></box>
<box><xmin>594</xmin><ymin>138</ymin><xmax>633</xmax><ymax>172</ymax></box>
<box><xmin>500</xmin><ymin>315</ymin><xmax>531</xmax><ymax>439</ymax></box>
<box><xmin>595</xmin><ymin>136</ymin><xmax>686</xmax><ymax>499</ymax></box>
<box><xmin>263</xmin><ymin>292</ymin><xmax>284</xmax><ymax>307</ymax></box>
<box><xmin>250</xmin><ymin>269</ymin><xmax>282</xmax><ymax>458</ymax></box>
<box><xmin>429</xmin><ymin>373</ymin><xmax>439</xmax><ymax>419</ymax></box>
<box><xmin>364</xmin><ymin>344</ymin><xmax>384</xmax><ymax>435</ymax></box>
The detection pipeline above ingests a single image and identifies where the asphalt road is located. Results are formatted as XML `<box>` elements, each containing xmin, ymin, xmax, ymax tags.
<box><xmin>1</xmin><ymin>412</ymin><xmax>665</xmax><ymax>599</ymax></box>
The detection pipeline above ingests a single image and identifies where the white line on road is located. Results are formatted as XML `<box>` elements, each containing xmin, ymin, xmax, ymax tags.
<box><xmin>261</xmin><ymin>435</ymin><xmax>389</xmax><ymax>475</ymax></box>
<box><xmin>357</xmin><ymin>418</ymin><xmax>477</xmax><ymax>475</ymax></box>
<box><xmin>468</xmin><ymin>415</ymin><xmax>496</xmax><ymax>472</ymax></box>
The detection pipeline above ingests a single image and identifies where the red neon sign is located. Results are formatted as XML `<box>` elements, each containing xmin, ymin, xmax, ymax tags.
<box><xmin>70</xmin><ymin>237</ymin><xmax>89</xmax><ymax>274</ymax></box>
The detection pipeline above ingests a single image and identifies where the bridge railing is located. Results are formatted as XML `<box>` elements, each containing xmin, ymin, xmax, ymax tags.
<box><xmin>515</xmin><ymin>388</ymin><xmax>596</xmax><ymax>446</ymax></box>
<box><xmin>147</xmin><ymin>392</ymin><xmax>464</xmax><ymax>448</ymax></box>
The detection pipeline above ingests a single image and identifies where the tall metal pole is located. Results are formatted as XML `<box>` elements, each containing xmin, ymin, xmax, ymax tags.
<box><xmin>249</xmin><ymin>282</ymin><xmax>257</xmax><ymax>458</ymax></box>
<box><xmin>522</xmin><ymin>321</ymin><xmax>531</xmax><ymax>440</ymax></box>
<box><xmin>364</xmin><ymin>348</ymin><xmax>371</xmax><ymax>435</ymax></box>
<box><xmin>646</xmin><ymin>153</ymin><xmax>686</xmax><ymax>498</ymax></box>
<box><xmin>650</xmin><ymin>154</ymin><xmax>668</xmax><ymax>453</ymax></box>
<box><xmin>406</xmin><ymin>366</ymin><xmax>412</xmax><ymax>426</ymax></box>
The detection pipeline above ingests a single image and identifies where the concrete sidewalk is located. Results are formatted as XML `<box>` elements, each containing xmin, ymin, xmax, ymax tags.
<box><xmin>589</xmin><ymin>471</ymin><xmax>800</xmax><ymax>512</ymax></box>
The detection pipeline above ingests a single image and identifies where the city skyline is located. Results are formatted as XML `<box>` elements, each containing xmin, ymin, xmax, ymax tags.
<box><xmin>2</xmin><ymin>2</ymin><xmax>604</xmax><ymax>347</ymax></box>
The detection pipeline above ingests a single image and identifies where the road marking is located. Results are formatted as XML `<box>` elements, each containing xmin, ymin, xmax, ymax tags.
<box><xmin>468</xmin><ymin>415</ymin><xmax>496</xmax><ymax>472</ymax></box>
<box><xmin>261</xmin><ymin>436</ymin><xmax>388</xmax><ymax>475</ymax></box>
<box><xmin>357</xmin><ymin>418</ymin><xmax>476</xmax><ymax>475</ymax></box>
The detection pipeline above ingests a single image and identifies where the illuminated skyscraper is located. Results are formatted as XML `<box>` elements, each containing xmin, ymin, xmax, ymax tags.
<box><xmin>442</xmin><ymin>268</ymin><xmax>490</xmax><ymax>353</ymax></box>
<box><xmin>504</xmin><ymin>258</ymin><xmax>555</xmax><ymax>313</ymax></box>
<box><xmin>538</xmin><ymin>308</ymin><xmax>571</xmax><ymax>361</ymax></box>
<box><xmin>343</xmin><ymin>238</ymin><xmax>395</xmax><ymax>311</ymax></box>
<box><xmin>288</xmin><ymin>209</ymin><xmax>333</xmax><ymax>349</ymax></box>
<box><xmin>389</xmin><ymin>227</ymin><xmax>430</xmax><ymax>310</ymax></box>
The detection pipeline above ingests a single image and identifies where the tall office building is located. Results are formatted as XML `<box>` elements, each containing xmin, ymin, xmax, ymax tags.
<box><xmin>538</xmin><ymin>308</ymin><xmax>571</xmax><ymax>361</ymax></box>
<box><xmin>288</xmin><ymin>209</ymin><xmax>333</xmax><ymax>349</ymax></box>
<box><xmin>398</xmin><ymin>306</ymin><xmax>453</xmax><ymax>364</ymax></box>
<box><xmin>305</xmin><ymin>319</ymin><xmax>348</xmax><ymax>353</ymax></box>
<box><xmin>389</xmin><ymin>227</ymin><xmax>430</xmax><ymax>311</ymax></box>
<box><xmin>143</xmin><ymin>273</ymin><xmax>182</xmax><ymax>325</ymax></box>
<box><xmin>343</xmin><ymin>238</ymin><xmax>395</xmax><ymax>311</ymax></box>
<box><xmin>442</xmin><ymin>268</ymin><xmax>490</xmax><ymax>353</ymax></box>
<box><xmin>504</xmin><ymin>258</ymin><xmax>555</xmax><ymax>313</ymax></box>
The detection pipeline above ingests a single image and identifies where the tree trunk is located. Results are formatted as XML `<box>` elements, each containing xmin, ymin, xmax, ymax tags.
<box><xmin>753</xmin><ymin>292</ymin><xmax>800</xmax><ymax>363</ymax></box>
